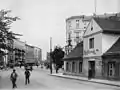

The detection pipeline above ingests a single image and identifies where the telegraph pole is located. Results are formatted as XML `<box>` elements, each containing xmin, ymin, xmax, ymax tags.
<box><xmin>94</xmin><ymin>0</ymin><xmax>97</xmax><ymax>16</ymax></box>
<box><xmin>50</xmin><ymin>37</ymin><xmax>52</xmax><ymax>74</ymax></box>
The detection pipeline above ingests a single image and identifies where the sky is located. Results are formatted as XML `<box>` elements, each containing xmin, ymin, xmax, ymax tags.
<box><xmin>0</xmin><ymin>0</ymin><xmax>119</xmax><ymax>60</ymax></box>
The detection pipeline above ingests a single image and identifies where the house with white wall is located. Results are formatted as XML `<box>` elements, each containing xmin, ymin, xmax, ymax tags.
<box><xmin>83</xmin><ymin>16</ymin><xmax>120</xmax><ymax>80</ymax></box>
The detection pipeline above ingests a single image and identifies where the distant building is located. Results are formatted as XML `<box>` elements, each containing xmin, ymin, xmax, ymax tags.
<box><xmin>25</xmin><ymin>44</ymin><xmax>35</xmax><ymax>65</ymax></box>
<box><xmin>7</xmin><ymin>39</ymin><xmax>14</xmax><ymax>67</ymax></box>
<box><xmin>34</xmin><ymin>47</ymin><xmax>42</xmax><ymax>65</ymax></box>
<box><xmin>13</xmin><ymin>39</ymin><xmax>26</xmax><ymax>66</ymax></box>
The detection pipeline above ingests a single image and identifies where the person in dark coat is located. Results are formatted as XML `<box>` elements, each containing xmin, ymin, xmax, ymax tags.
<box><xmin>24</xmin><ymin>69</ymin><xmax>31</xmax><ymax>85</ymax></box>
<box><xmin>10</xmin><ymin>69</ymin><xmax>18</xmax><ymax>88</ymax></box>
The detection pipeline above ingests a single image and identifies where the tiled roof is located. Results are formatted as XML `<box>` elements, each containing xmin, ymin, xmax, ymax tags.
<box><xmin>94</xmin><ymin>17</ymin><xmax>120</xmax><ymax>33</ymax></box>
<box><xmin>63</xmin><ymin>42</ymin><xmax>83</xmax><ymax>60</ymax></box>
<box><xmin>66</xmin><ymin>13</ymin><xmax>120</xmax><ymax>22</ymax></box>
<box><xmin>103</xmin><ymin>38</ymin><xmax>120</xmax><ymax>55</ymax></box>
<box><xmin>66</xmin><ymin>15</ymin><xmax>92</xmax><ymax>21</ymax></box>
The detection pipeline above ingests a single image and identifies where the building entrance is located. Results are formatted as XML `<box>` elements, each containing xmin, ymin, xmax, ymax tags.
<box><xmin>88</xmin><ymin>61</ymin><xmax>95</xmax><ymax>78</ymax></box>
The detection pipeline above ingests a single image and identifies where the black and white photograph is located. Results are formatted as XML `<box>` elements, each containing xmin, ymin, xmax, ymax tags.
<box><xmin>0</xmin><ymin>0</ymin><xmax>120</xmax><ymax>90</ymax></box>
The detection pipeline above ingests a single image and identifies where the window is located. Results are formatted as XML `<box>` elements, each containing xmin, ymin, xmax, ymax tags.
<box><xmin>91</xmin><ymin>26</ymin><xmax>93</xmax><ymax>31</ymax></box>
<box><xmin>75</xmin><ymin>32</ymin><xmax>80</xmax><ymax>44</ymax></box>
<box><xmin>108</xmin><ymin>62</ymin><xmax>115</xmax><ymax>77</ymax></box>
<box><xmin>68</xmin><ymin>21</ymin><xmax>71</xmax><ymax>29</ymax></box>
<box><xmin>75</xmin><ymin>32</ymin><xmax>79</xmax><ymax>39</ymax></box>
<box><xmin>72</xmin><ymin>62</ymin><xmax>75</xmax><ymax>73</ymax></box>
<box><xmin>89</xmin><ymin>38</ymin><xmax>94</xmax><ymax>49</ymax></box>
<box><xmin>79</xmin><ymin>62</ymin><xmax>82</xmax><ymax>73</ymax></box>
<box><xmin>76</xmin><ymin>20</ymin><xmax>79</xmax><ymax>29</ymax></box>
<box><xmin>66</xmin><ymin>62</ymin><xmax>69</xmax><ymax>71</ymax></box>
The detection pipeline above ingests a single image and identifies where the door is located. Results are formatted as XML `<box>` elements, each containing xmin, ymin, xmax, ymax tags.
<box><xmin>89</xmin><ymin>61</ymin><xmax>95</xmax><ymax>78</ymax></box>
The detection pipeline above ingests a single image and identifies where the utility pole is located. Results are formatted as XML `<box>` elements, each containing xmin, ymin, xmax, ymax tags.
<box><xmin>50</xmin><ymin>37</ymin><xmax>52</xmax><ymax>74</ymax></box>
<box><xmin>94</xmin><ymin>0</ymin><xmax>97</xmax><ymax>16</ymax></box>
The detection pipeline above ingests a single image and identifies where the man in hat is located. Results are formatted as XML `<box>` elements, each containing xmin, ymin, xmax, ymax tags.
<box><xmin>24</xmin><ymin>69</ymin><xmax>31</xmax><ymax>85</ymax></box>
<box><xmin>10</xmin><ymin>69</ymin><xmax>18</xmax><ymax>88</ymax></box>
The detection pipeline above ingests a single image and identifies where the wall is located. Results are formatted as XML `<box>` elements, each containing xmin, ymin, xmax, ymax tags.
<box><xmin>25</xmin><ymin>44</ymin><xmax>35</xmax><ymax>63</ymax></box>
<box><xmin>83</xmin><ymin>19</ymin><xmax>103</xmax><ymax>78</ymax></box>
<box><xmin>83</xmin><ymin>19</ymin><xmax>103</xmax><ymax>57</ymax></box>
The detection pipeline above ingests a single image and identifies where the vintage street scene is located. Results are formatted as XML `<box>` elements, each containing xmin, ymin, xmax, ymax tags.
<box><xmin>0</xmin><ymin>0</ymin><xmax>120</xmax><ymax>90</ymax></box>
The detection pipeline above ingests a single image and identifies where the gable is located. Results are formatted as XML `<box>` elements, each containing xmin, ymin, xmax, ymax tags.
<box><xmin>84</xmin><ymin>19</ymin><xmax>102</xmax><ymax>37</ymax></box>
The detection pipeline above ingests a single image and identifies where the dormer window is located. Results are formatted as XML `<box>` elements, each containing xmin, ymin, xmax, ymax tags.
<box><xmin>91</xmin><ymin>27</ymin><xmax>93</xmax><ymax>31</ymax></box>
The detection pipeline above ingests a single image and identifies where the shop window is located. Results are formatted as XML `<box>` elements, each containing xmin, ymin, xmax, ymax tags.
<box><xmin>89</xmin><ymin>38</ymin><xmax>94</xmax><ymax>49</ymax></box>
<box><xmin>79</xmin><ymin>62</ymin><xmax>82</xmax><ymax>73</ymax></box>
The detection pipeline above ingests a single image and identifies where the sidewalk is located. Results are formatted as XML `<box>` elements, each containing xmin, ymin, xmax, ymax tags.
<box><xmin>50</xmin><ymin>73</ymin><xmax>120</xmax><ymax>87</ymax></box>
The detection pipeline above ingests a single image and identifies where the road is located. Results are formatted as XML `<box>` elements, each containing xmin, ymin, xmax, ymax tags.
<box><xmin>0</xmin><ymin>67</ymin><xmax>119</xmax><ymax>90</ymax></box>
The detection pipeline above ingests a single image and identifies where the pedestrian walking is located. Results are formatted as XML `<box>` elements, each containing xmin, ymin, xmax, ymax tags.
<box><xmin>24</xmin><ymin>69</ymin><xmax>31</xmax><ymax>85</ymax></box>
<box><xmin>10</xmin><ymin>69</ymin><xmax>18</xmax><ymax>88</ymax></box>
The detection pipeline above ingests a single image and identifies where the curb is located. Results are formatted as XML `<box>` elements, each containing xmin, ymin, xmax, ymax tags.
<box><xmin>50</xmin><ymin>74</ymin><xmax>120</xmax><ymax>87</ymax></box>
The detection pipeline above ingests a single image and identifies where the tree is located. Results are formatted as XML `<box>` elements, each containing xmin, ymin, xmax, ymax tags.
<box><xmin>0</xmin><ymin>9</ymin><xmax>21</xmax><ymax>66</ymax></box>
<box><xmin>50</xmin><ymin>46</ymin><xmax>65</xmax><ymax>73</ymax></box>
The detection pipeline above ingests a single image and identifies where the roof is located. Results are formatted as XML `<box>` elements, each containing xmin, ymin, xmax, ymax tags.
<box><xmin>66</xmin><ymin>13</ymin><xmax>120</xmax><ymax>22</ymax></box>
<box><xmin>66</xmin><ymin>15</ymin><xmax>92</xmax><ymax>21</ymax></box>
<box><xmin>94</xmin><ymin>17</ymin><xmax>120</xmax><ymax>33</ymax></box>
<box><xmin>103</xmin><ymin>38</ymin><xmax>120</xmax><ymax>56</ymax></box>
<box><xmin>63</xmin><ymin>42</ymin><xmax>83</xmax><ymax>60</ymax></box>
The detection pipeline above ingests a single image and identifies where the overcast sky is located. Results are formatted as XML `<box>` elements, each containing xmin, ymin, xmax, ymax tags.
<box><xmin>0</xmin><ymin>0</ymin><xmax>119</xmax><ymax>59</ymax></box>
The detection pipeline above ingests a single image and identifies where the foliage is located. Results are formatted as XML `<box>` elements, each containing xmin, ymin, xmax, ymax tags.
<box><xmin>0</xmin><ymin>9</ymin><xmax>21</xmax><ymax>56</ymax></box>
<box><xmin>50</xmin><ymin>46</ymin><xmax>65</xmax><ymax>73</ymax></box>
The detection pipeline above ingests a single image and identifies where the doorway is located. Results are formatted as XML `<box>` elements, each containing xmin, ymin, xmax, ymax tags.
<box><xmin>88</xmin><ymin>61</ymin><xmax>95</xmax><ymax>78</ymax></box>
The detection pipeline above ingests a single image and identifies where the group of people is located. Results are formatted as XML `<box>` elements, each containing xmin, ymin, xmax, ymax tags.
<box><xmin>10</xmin><ymin>68</ymin><xmax>31</xmax><ymax>89</ymax></box>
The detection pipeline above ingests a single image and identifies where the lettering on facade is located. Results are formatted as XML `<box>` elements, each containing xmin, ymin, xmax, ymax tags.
<box><xmin>84</xmin><ymin>49</ymin><xmax>96</xmax><ymax>55</ymax></box>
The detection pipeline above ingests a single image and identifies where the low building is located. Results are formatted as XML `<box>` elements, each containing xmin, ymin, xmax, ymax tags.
<box><xmin>63</xmin><ymin>42</ymin><xmax>83</xmax><ymax>76</ymax></box>
<box><xmin>34</xmin><ymin>47</ymin><xmax>42</xmax><ymax>65</ymax></box>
